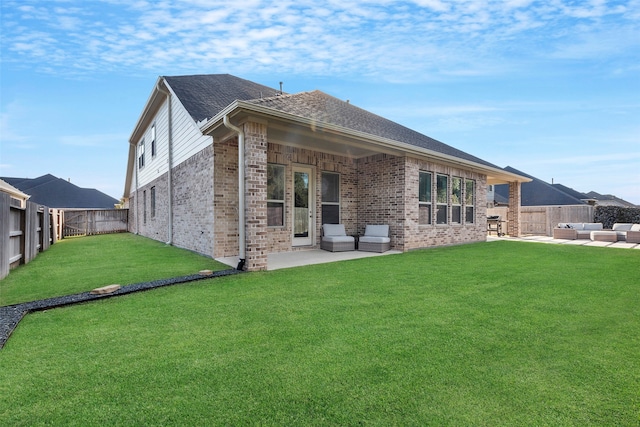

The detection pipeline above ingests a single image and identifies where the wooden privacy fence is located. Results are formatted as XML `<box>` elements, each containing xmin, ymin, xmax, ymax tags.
<box><xmin>1</xmin><ymin>193</ymin><xmax>129</xmax><ymax>280</ymax></box>
<box><xmin>0</xmin><ymin>192</ymin><xmax>62</xmax><ymax>280</ymax></box>
<box><xmin>488</xmin><ymin>205</ymin><xmax>594</xmax><ymax>237</ymax></box>
<box><xmin>62</xmin><ymin>209</ymin><xmax>128</xmax><ymax>238</ymax></box>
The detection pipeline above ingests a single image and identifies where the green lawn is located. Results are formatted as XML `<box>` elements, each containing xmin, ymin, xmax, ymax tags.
<box><xmin>1</xmin><ymin>239</ymin><xmax>639</xmax><ymax>426</ymax></box>
<box><xmin>0</xmin><ymin>233</ymin><xmax>228</xmax><ymax>306</ymax></box>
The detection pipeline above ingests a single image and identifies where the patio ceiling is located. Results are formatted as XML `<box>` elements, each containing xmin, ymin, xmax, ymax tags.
<box><xmin>202</xmin><ymin>103</ymin><xmax>530</xmax><ymax>186</ymax></box>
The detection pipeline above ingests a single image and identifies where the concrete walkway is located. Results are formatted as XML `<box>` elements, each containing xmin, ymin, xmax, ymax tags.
<box><xmin>488</xmin><ymin>234</ymin><xmax>640</xmax><ymax>249</ymax></box>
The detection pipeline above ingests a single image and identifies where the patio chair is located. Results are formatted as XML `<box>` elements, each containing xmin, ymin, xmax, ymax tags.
<box><xmin>320</xmin><ymin>224</ymin><xmax>355</xmax><ymax>252</ymax></box>
<box><xmin>358</xmin><ymin>224</ymin><xmax>390</xmax><ymax>253</ymax></box>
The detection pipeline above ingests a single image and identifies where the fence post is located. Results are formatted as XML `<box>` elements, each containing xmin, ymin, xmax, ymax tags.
<box><xmin>0</xmin><ymin>192</ymin><xmax>10</xmax><ymax>280</ymax></box>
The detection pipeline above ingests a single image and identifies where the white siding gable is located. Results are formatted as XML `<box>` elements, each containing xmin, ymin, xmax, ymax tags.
<box><xmin>169</xmin><ymin>91</ymin><xmax>213</xmax><ymax>167</ymax></box>
<box><xmin>132</xmin><ymin>92</ymin><xmax>212</xmax><ymax>191</ymax></box>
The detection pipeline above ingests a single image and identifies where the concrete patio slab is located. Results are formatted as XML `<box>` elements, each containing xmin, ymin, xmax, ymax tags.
<box><xmin>583</xmin><ymin>240</ymin><xmax>614</xmax><ymax>247</ymax></box>
<box><xmin>562</xmin><ymin>239</ymin><xmax>591</xmax><ymax>245</ymax></box>
<box><xmin>217</xmin><ymin>249</ymin><xmax>403</xmax><ymax>271</ymax></box>
<box><xmin>488</xmin><ymin>234</ymin><xmax>639</xmax><ymax>249</ymax></box>
<box><xmin>611</xmin><ymin>242</ymin><xmax>640</xmax><ymax>249</ymax></box>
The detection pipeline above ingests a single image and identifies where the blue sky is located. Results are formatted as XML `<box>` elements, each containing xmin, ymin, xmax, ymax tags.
<box><xmin>1</xmin><ymin>0</ymin><xmax>639</xmax><ymax>204</ymax></box>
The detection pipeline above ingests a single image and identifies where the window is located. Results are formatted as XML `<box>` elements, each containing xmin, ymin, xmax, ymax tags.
<box><xmin>267</xmin><ymin>164</ymin><xmax>285</xmax><ymax>227</ymax></box>
<box><xmin>151</xmin><ymin>124</ymin><xmax>156</xmax><ymax>157</ymax></box>
<box><xmin>451</xmin><ymin>177</ymin><xmax>462</xmax><ymax>224</ymax></box>
<box><xmin>150</xmin><ymin>186</ymin><xmax>156</xmax><ymax>218</ymax></box>
<box><xmin>138</xmin><ymin>139</ymin><xmax>145</xmax><ymax>169</ymax></box>
<box><xmin>418</xmin><ymin>171</ymin><xmax>432</xmax><ymax>225</ymax></box>
<box><xmin>143</xmin><ymin>190</ymin><xmax>147</xmax><ymax>224</ymax></box>
<box><xmin>321</xmin><ymin>172</ymin><xmax>340</xmax><ymax>224</ymax></box>
<box><xmin>465</xmin><ymin>179</ymin><xmax>475</xmax><ymax>223</ymax></box>
<box><xmin>436</xmin><ymin>174</ymin><xmax>448</xmax><ymax>224</ymax></box>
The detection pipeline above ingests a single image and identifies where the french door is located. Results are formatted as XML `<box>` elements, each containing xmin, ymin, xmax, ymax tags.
<box><xmin>292</xmin><ymin>166</ymin><xmax>314</xmax><ymax>246</ymax></box>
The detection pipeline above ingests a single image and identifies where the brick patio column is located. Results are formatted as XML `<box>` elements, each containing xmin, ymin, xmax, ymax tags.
<box><xmin>507</xmin><ymin>181</ymin><xmax>522</xmax><ymax>237</ymax></box>
<box><xmin>243</xmin><ymin>120</ymin><xmax>268</xmax><ymax>271</ymax></box>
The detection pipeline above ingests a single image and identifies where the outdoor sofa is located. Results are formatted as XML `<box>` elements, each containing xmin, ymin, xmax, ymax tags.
<box><xmin>358</xmin><ymin>224</ymin><xmax>391</xmax><ymax>253</ymax></box>
<box><xmin>553</xmin><ymin>223</ymin><xmax>603</xmax><ymax>240</ymax></box>
<box><xmin>616</xmin><ymin>223</ymin><xmax>640</xmax><ymax>243</ymax></box>
<box><xmin>320</xmin><ymin>224</ymin><xmax>355</xmax><ymax>252</ymax></box>
<box><xmin>553</xmin><ymin>222</ymin><xmax>640</xmax><ymax>243</ymax></box>
<box><xmin>611</xmin><ymin>223</ymin><xmax>640</xmax><ymax>242</ymax></box>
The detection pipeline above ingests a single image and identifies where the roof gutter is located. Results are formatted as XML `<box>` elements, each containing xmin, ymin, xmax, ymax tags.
<box><xmin>156</xmin><ymin>79</ymin><xmax>174</xmax><ymax>245</ymax></box>
<box><xmin>222</xmin><ymin>115</ymin><xmax>246</xmax><ymax>271</ymax></box>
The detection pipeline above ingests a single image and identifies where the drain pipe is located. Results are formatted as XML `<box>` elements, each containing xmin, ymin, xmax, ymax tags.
<box><xmin>156</xmin><ymin>79</ymin><xmax>173</xmax><ymax>245</ymax></box>
<box><xmin>223</xmin><ymin>115</ymin><xmax>246</xmax><ymax>271</ymax></box>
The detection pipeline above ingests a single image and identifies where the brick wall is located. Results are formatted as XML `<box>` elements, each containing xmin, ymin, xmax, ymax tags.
<box><xmin>243</xmin><ymin>121</ymin><xmax>268</xmax><ymax>271</ymax></box>
<box><xmin>171</xmin><ymin>144</ymin><xmax>215</xmax><ymax>256</ymax></box>
<box><xmin>507</xmin><ymin>181</ymin><xmax>521</xmax><ymax>237</ymax></box>
<box><xmin>130</xmin><ymin>173</ymin><xmax>169</xmax><ymax>242</ymax></box>
<box><xmin>213</xmin><ymin>137</ymin><xmax>240</xmax><ymax>258</ymax></box>
<box><xmin>357</xmin><ymin>153</ymin><xmax>406</xmax><ymax>249</ymax></box>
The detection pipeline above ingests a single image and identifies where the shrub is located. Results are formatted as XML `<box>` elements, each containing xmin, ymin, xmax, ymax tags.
<box><xmin>594</xmin><ymin>206</ymin><xmax>640</xmax><ymax>228</ymax></box>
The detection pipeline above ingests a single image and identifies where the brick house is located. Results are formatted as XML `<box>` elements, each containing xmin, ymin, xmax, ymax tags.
<box><xmin>123</xmin><ymin>74</ymin><xmax>529</xmax><ymax>271</ymax></box>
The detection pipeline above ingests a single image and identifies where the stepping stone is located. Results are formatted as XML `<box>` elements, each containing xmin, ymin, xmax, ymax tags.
<box><xmin>90</xmin><ymin>284</ymin><xmax>121</xmax><ymax>295</ymax></box>
<box><xmin>199</xmin><ymin>270</ymin><xmax>214</xmax><ymax>276</ymax></box>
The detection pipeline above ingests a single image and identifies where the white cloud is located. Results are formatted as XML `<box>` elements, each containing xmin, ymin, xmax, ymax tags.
<box><xmin>1</xmin><ymin>0</ymin><xmax>636</xmax><ymax>80</ymax></box>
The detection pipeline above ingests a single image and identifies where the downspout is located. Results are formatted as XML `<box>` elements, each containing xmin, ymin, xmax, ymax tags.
<box><xmin>134</xmin><ymin>160</ymin><xmax>139</xmax><ymax>234</ymax></box>
<box><xmin>156</xmin><ymin>79</ymin><xmax>173</xmax><ymax>245</ymax></box>
<box><xmin>222</xmin><ymin>115</ymin><xmax>246</xmax><ymax>271</ymax></box>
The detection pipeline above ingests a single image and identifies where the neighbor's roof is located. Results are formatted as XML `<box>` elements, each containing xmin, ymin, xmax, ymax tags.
<box><xmin>584</xmin><ymin>191</ymin><xmax>638</xmax><ymax>208</ymax></box>
<box><xmin>245</xmin><ymin>90</ymin><xmax>501</xmax><ymax>170</ymax></box>
<box><xmin>494</xmin><ymin>167</ymin><xmax>586</xmax><ymax>206</ymax></box>
<box><xmin>2</xmin><ymin>174</ymin><xmax>118</xmax><ymax>209</ymax></box>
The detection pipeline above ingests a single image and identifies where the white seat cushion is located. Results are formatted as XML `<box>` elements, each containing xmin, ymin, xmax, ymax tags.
<box><xmin>583</xmin><ymin>223</ymin><xmax>603</xmax><ymax>230</ymax></box>
<box><xmin>612</xmin><ymin>223</ymin><xmax>633</xmax><ymax>231</ymax></box>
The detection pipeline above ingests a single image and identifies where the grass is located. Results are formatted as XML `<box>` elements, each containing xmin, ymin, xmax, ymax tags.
<box><xmin>0</xmin><ymin>233</ymin><xmax>228</xmax><ymax>306</ymax></box>
<box><xmin>1</xmin><ymin>238</ymin><xmax>639</xmax><ymax>425</ymax></box>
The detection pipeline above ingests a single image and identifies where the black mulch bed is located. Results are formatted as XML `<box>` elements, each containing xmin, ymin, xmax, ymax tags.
<box><xmin>0</xmin><ymin>269</ymin><xmax>243</xmax><ymax>350</ymax></box>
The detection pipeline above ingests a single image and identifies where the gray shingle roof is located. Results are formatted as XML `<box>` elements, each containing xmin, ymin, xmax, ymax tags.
<box><xmin>494</xmin><ymin>167</ymin><xmax>586</xmax><ymax>206</ymax></box>
<box><xmin>246</xmin><ymin>90</ymin><xmax>500</xmax><ymax>168</ymax></box>
<box><xmin>1</xmin><ymin>174</ymin><xmax>118</xmax><ymax>209</ymax></box>
<box><xmin>164</xmin><ymin>74</ymin><xmax>281</xmax><ymax>123</ymax></box>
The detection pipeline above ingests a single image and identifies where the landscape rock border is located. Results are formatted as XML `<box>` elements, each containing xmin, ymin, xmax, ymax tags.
<box><xmin>0</xmin><ymin>269</ymin><xmax>243</xmax><ymax>350</ymax></box>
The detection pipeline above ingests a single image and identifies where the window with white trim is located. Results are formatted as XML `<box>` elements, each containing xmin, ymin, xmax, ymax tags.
<box><xmin>436</xmin><ymin>174</ymin><xmax>448</xmax><ymax>224</ymax></box>
<box><xmin>418</xmin><ymin>171</ymin><xmax>432</xmax><ymax>225</ymax></box>
<box><xmin>321</xmin><ymin>172</ymin><xmax>340</xmax><ymax>224</ymax></box>
<box><xmin>465</xmin><ymin>179</ymin><xmax>475</xmax><ymax>223</ymax></box>
<box><xmin>267</xmin><ymin>164</ymin><xmax>285</xmax><ymax>227</ymax></box>
<box><xmin>151</xmin><ymin>124</ymin><xmax>156</xmax><ymax>157</ymax></box>
<box><xmin>138</xmin><ymin>139</ymin><xmax>145</xmax><ymax>169</ymax></box>
<box><xmin>451</xmin><ymin>176</ymin><xmax>462</xmax><ymax>224</ymax></box>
